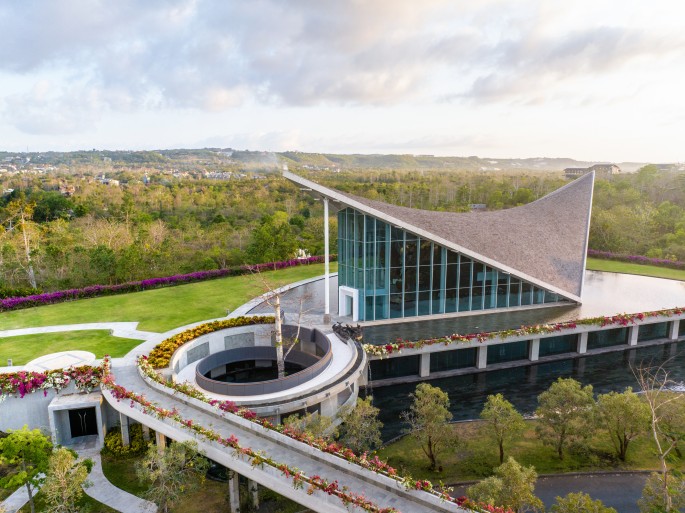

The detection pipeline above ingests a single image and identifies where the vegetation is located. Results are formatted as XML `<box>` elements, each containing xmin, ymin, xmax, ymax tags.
<box><xmin>401</xmin><ymin>382</ymin><xmax>455</xmax><ymax>471</ymax></box>
<box><xmin>102</xmin><ymin>425</ymin><xmax>148</xmax><ymax>458</ymax></box>
<box><xmin>638</xmin><ymin>472</ymin><xmax>685</xmax><ymax>513</ymax></box>
<box><xmin>41</xmin><ymin>448</ymin><xmax>91</xmax><ymax>513</ymax></box>
<box><xmin>0</xmin><ymin>427</ymin><xmax>53</xmax><ymax>513</ymax></box>
<box><xmin>480</xmin><ymin>394</ymin><xmax>526</xmax><ymax>464</ymax></box>
<box><xmin>595</xmin><ymin>387</ymin><xmax>650</xmax><ymax>461</ymax></box>
<box><xmin>586</xmin><ymin>257</ymin><xmax>685</xmax><ymax>281</ymax></box>
<box><xmin>0</xmin><ymin>262</ymin><xmax>333</xmax><ymax>332</ymax></box>
<box><xmin>338</xmin><ymin>397</ymin><xmax>384</xmax><ymax>453</ymax></box>
<box><xmin>0</xmin><ymin>331</ymin><xmax>140</xmax><ymax>365</ymax></box>
<box><xmin>535</xmin><ymin>378</ymin><xmax>595</xmax><ymax>460</ymax></box>
<box><xmin>135</xmin><ymin>441</ymin><xmax>210</xmax><ymax>513</ymax></box>
<box><xmin>550</xmin><ymin>492</ymin><xmax>617</xmax><ymax>513</ymax></box>
<box><xmin>466</xmin><ymin>457</ymin><xmax>543</xmax><ymax>513</ymax></box>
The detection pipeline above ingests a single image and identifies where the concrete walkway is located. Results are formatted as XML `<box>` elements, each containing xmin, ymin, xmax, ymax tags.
<box><xmin>0</xmin><ymin>322</ymin><xmax>157</xmax><ymax>341</ymax></box>
<box><xmin>1</xmin><ymin>483</ymin><xmax>39</xmax><ymax>513</ymax></box>
<box><xmin>80</xmin><ymin>452</ymin><xmax>157</xmax><ymax>513</ymax></box>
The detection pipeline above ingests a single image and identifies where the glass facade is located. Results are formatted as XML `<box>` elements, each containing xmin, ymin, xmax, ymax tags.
<box><xmin>587</xmin><ymin>328</ymin><xmax>628</xmax><ymax>350</ymax></box>
<box><xmin>430</xmin><ymin>348</ymin><xmax>477</xmax><ymax>373</ymax></box>
<box><xmin>680</xmin><ymin>321</ymin><xmax>685</xmax><ymax>337</ymax></box>
<box><xmin>638</xmin><ymin>322</ymin><xmax>669</xmax><ymax>342</ymax></box>
<box><xmin>370</xmin><ymin>355</ymin><xmax>420</xmax><ymax>380</ymax></box>
<box><xmin>338</xmin><ymin>207</ymin><xmax>568</xmax><ymax>321</ymax></box>
<box><xmin>486</xmin><ymin>340</ymin><xmax>530</xmax><ymax>365</ymax></box>
<box><xmin>539</xmin><ymin>334</ymin><xmax>577</xmax><ymax>357</ymax></box>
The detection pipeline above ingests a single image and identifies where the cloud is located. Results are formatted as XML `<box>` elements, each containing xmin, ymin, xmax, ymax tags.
<box><xmin>1</xmin><ymin>0</ymin><xmax>684</xmax><ymax>136</ymax></box>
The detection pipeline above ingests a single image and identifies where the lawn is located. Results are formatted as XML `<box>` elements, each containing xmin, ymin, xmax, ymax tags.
<box><xmin>0</xmin><ymin>263</ymin><xmax>334</xmax><ymax>333</ymax></box>
<box><xmin>377</xmin><ymin>419</ymin><xmax>683</xmax><ymax>484</ymax></box>
<box><xmin>18</xmin><ymin>490</ymin><xmax>118</xmax><ymax>513</ymax></box>
<box><xmin>586</xmin><ymin>257</ymin><xmax>685</xmax><ymax>281</ymax></box>
<box><xmin>0</xmin><ymin>330</ymin><xmax>141</xmax><ymax>366</ymax></box>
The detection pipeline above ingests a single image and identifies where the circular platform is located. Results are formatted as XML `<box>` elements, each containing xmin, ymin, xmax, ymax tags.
<box><xmin>25</xmin><ymin>351</ymin><xmax>97</xmax><ymax>371</ymax></box>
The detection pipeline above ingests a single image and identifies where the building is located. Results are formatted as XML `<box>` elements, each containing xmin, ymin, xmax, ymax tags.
<box><xmin>285</xmin><ymin>170</ymin><xmax>593</xmax><ymax>322</ymax></box>
<box><xmin>565</xmin><ymin>163</ymin><xmax>620</xmax><ymax>179</ymax></box>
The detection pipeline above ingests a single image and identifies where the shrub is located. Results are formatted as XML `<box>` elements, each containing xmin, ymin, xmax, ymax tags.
<box><xmin>102</xmin><ymin>424</ymin><xmax>148</xmax><ymax>458</ymax></box>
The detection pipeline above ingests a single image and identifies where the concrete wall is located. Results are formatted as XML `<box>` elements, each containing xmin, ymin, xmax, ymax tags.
<box><xmin>171</xmin><ymin>324</ymin><xmax>274</xmax><ymax>377</ymax></box>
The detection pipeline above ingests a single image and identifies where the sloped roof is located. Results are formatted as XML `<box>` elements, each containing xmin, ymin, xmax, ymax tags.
<box><xmin>285</xmin><ymin>170</ymin><xmax>594</xmax><ymax>302</ymax></box>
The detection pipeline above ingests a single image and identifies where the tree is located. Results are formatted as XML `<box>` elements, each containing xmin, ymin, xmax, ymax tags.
<box><xmin>633</xmin><ymin>362</ymin><xmax>685</xmax><ymax>512</ymax></box>
<box><xmin>338</xmin><ymin>396</ymin><xmax>383</xmax><ymax>453</ymax></box>
<box><xmin>3</xmin><ymin>200</ymin><xmax>40</xmax><ymax>289</ymax></box>
<box><xmin>401</xmin><ymin>383</ymin><xmax>453</xmax><ymax>470</ymax></box>
<box><xmin>480</xmin><ymin>393</ymin><xmax>526</xmax><ymax>464</ymax></box>
<box><xmin>595</xmin><ymin>387</ymin><xmax>650</xmax><ymax>461</ymax></box>
<box><xmin>550</xmin><ymin>492</ymin><xmax>617</xmax><ymax>513</ymax></box>
<box><xmin>42</xmin><ymin>448</ymin><xmax>91</xmax><ymax>513</ymax></box>
<box><xmin>639</xmin><ymin>472</ymin><xmax>685</xmax><ymax>513</ymax></box>
<box><xmin>284</xmin><ymin>412</ymin><xmax>336</xmax><ymax>440</ymax></box>
<box><xmin>246</xmin><ymin>212</ymin><xmax>299</xmax><ymax>264</ymax></box>
<box><xmin>135</xmin><ymin>440</ymin><xmax>210</xmax><ymax>513</ymax></box>
<box><xmin>467</xmin><ymin>457</ymin><xmax>543</xmax><ymax>513</ymax></box>
<box><xmin>0</xmin><ymin>426</ymin><xmax>53</xmax><ymax>513</ymax></box>
<box><xmin>535</xmin><ymin>378</ymin><xmax>595</xmax><ymax>460</ymax></box>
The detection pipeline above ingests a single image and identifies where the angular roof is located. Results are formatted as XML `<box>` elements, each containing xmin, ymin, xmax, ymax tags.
<box><xmin>284</xmin><ymin>170</ymin><xmax>594</xmax><ymax>302</ymax></box>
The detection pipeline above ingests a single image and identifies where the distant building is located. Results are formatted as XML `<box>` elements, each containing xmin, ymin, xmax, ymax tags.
<box><xmin>564</xmin><ymin>164</ymin><xmax>620</xmax><ymax>179</ymax></box>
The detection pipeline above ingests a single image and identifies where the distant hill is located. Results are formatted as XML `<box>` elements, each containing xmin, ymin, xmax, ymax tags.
<box><xmin>0</xmin><ymin>148</ymin><xmax>663</xmax><ymax>173</ymax></box>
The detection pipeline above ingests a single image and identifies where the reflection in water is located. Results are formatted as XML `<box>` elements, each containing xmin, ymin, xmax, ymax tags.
<box><xmin>367</xmin><ymin>342</ymin><xmax>685</xmax><ymax>441</ymax></box>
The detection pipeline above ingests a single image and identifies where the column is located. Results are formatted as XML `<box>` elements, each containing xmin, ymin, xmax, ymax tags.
<box><xmin>419</xmin><ymin>353</ymin><xmax>430</xmax><ymax>377</ymax></box>
<box><xmin>477</xmin><ymin>346</ymin><xmax>487</xmax><ymax>369</ymax></box>
<box><xmin>228</xmin><ymin>470</ymin><xmax>241</xmax><ymax>513</ymax></box>
<box><xmin>669</xmin><ymin>320</ymin><xmax>680</xmax><ymax>340</ymax></box>
<box><xmin>529</xmin><ymin>339</ymin><xmax>540</xmax><ymax>362</ymax></box>
<box><xmin>119</xmin><ymin>412</ymin><xmax>130</xmax><ymax>447</ymax></box>
<box><xmin>323</xmin><ymin>197</ymin><xmax>330</xmax><ymax>323</ymax></box>
<box><xmin>155</xmin><ymin>432</ymin><xmax>167</xmax><ymax>453</ymax></box>
<box><xmin>577</xmin><ymin>332</ymin><xmax>588</xmax><ymax>354</ymax></box>
<box><xmin>142</xmin><ymin>424</ymin><xmax>150</xmax><ymax>442</ymax></box>
<box><xmin>628</xmin><ymin>326</ymin><xmax>639</xmax><ymax>346</ymax></box>
<box><xmin>248</xmin><ymin>480</ymin><xmax>259</xmax><ymax>510</ymax></box>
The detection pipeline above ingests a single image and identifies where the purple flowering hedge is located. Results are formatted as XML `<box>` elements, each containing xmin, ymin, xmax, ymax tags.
<box><xmin>0</xmin><ymin>255</ymin><xmax>336</xmax><ymax>313</ymax></box>
<box><xmin>588</xmin><ymin>249</ymin><xmax>685</xmax><ymax>270</ymax></box>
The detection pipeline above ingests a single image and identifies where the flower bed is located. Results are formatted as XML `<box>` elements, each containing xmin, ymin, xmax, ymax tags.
<box><xmin>588</xmin><ymin>249</ymin><xmax>685</xmax><ymax>270</ymax></box>
<box><xmin>147</xmin><ymin>315</ymin><xmax>274</xmax><ymax>368</ymax></box>
<box><xmin>364</xmin><ymin>307</ymin><xmax>685</xmax><ymax>357</ymax></box>
<box><xmin>0</xmin><ymin>255</ymin><xmax>335</xmax><ymax>312</ymax></box>
<box><xmin>0</xmin><ymin>365</ymin><xmax>103</xmax><ymax>401</ymax></box>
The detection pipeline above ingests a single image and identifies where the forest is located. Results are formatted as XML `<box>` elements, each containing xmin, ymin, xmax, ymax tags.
<box><xmin>0</xmin><ymin>155</ymin><xmax>683</xmax><ymax>294</ymax></box>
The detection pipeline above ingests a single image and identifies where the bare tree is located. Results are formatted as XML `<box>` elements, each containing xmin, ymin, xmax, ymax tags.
<box><xmin>3</xmin><ymin>200</ymin><xmax>39</xmax><ymax>289</ymax></box>
<box><xmin>250</xmin><ymin>267</ymin><xmax>313</xmax><ymax>379</ymax></box>
<box><xmin>633</xmin><ymin>361</ymin><xmax>685</xmax><ymax>512</ymax></box>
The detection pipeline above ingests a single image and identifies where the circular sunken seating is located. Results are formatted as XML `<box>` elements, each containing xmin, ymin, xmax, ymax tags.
<box><xmin>195</xmin><ymin>326</ymin><xmax>332</xmax><ymax>396</ymax></box>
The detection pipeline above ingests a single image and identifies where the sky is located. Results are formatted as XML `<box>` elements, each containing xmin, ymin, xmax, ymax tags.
<box><xmin>1</xmin><ymin>0</ymin><xmax>684</xmax><ymax>162</ymax></box>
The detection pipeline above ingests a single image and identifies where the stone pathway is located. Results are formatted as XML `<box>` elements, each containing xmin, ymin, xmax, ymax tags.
<box><xmin>0</xmin><ymin>322</ymin><xmax>157</xmax><ymax>341</ymax></box>
<box><xmin>1</xmin><ymin>483</ymin><xmax>39</xmax><ymax>513</ymax></box>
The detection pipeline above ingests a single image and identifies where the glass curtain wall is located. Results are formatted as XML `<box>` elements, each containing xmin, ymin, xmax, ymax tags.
<box><xmin>338</xmin><ymin>207</ymin><xmax>567</xmax><ymax>321</ymax></box>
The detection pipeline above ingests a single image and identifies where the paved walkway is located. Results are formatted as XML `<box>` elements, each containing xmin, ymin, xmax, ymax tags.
<box><xmin>105</xmin><ymin>360</ymin><xmax>463</xmax><ymax>513</ymax></box>
<box><xmin>1</xmin><ymin>483</ymin><xmax>39</xmax><ymax>513</ymax></box>
<box><xmin>79</xmin><ymin>451</ymin><xmax>157</xmax><ymax>513</ymax></box>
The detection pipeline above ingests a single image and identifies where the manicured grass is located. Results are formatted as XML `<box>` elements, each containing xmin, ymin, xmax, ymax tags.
<box><xmin>587</xmin><ymin>257</ymin><xmax>685</xmax><ymax>281</ymax></box>
<box><xmin>0</xmin><ymin>331</ymin><xmax>141</xmax><ymax>365</ymax></box>
<box><xmin>0</xmin><ymin>263</ymin><xmax>335</xmax><ymax>333</ymax></box>
<box><xmin>377</xmin><ymin>419</ymin><xmax>684</xmax><ymax>483</ymax></box>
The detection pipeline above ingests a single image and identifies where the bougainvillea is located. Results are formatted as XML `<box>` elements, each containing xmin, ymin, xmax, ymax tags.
<box><xmin>0</xmin><ymin>255</ymin><xmax>335</xmax><ymax>312</ymax></box>
<box><xmin>0</xmin><ymin>364</ymin><xmax>103</xmax><ymax>401</ymax></box>
<box><xmin>364</xmin><ymin>306</ymin><xmax>685</xmax><ymax>357</ymax></box>
<box><xmin>147</xmin><ymin>316</ymin><xmax>274</xmax><ymax>368</ymax></box>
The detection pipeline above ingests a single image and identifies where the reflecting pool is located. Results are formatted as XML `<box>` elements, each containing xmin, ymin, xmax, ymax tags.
<box><xmin>367</xmin><ymin>341</ymin><xmax>685</xmax><ymax>441</ymax></box>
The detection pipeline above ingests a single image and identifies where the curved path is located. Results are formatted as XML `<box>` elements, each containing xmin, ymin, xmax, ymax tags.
<box><xmin>104</xmin><ymin>359</ymin><xmax>465</xmax><ymax>513</ymax></box>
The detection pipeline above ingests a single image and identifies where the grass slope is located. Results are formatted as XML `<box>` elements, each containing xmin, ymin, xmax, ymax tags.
<box><xmin>0</xmin><ymin>331</ymin><xmax>141</xmax><ymax>365</ymax></box>
<box><xmin>586</xmin><ymin>257</ymin><xmax>685</xmax><ymax>281</ymax></box>
<box><xmin>0</xmin><ymin>263</ymin><xmax>334</xmax><ymax>333</ymax></box>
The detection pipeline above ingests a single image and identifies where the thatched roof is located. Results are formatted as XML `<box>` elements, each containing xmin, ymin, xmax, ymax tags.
<box><xmin>285</xmin><ymin>171</ymin><xmax>594</xmax><ymax>302</ymax></box>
